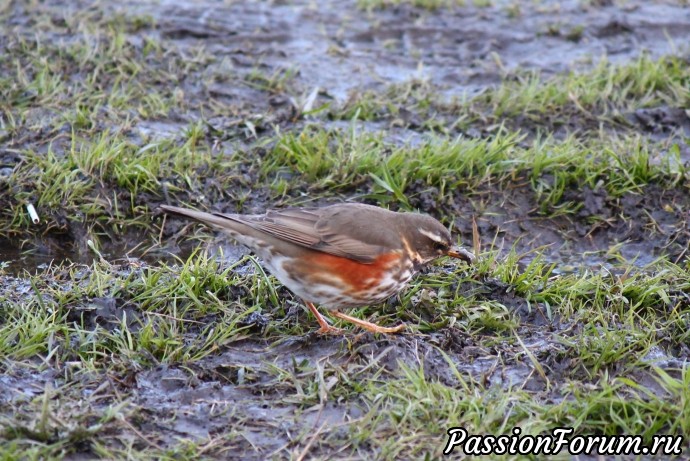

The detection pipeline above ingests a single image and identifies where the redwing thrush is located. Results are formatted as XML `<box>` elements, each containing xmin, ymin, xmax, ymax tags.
<box><xmin>160</xmin><ymin>203</ymin><xmax>474</xmax><ymax>334</ymax></box>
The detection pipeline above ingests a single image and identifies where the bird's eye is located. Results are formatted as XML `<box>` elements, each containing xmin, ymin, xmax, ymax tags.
<box><xmin>434</xmin><ymin>242</ymin><xmax>447</xmax><ymax>252</ymax></box>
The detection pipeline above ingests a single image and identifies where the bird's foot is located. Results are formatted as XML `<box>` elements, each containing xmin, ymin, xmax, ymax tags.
<box><xmin>315</xmin><ymin>325</ymin><xmax>346</xmax><ymax>335</ymax></box>
<box><xmin>332</xmin><ymin>311</ymin><xmax>406</xmax><ymax>334</ymax></box>
<box><xmin>306</xmin><ymin>301</ymin><xmax>344</xmax><ymax>335</ymax></box>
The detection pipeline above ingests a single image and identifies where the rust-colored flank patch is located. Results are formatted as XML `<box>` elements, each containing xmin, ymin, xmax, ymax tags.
<box><xmin>295</xmin><ymin>251</ymin><xmax>402</xmax><ymax>292</ymax></box>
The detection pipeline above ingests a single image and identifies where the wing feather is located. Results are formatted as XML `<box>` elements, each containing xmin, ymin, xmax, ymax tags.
<box><xmin>212</xmin><ymin>206</ymin><xmax>389</xmax><ymax>263</ymax></box>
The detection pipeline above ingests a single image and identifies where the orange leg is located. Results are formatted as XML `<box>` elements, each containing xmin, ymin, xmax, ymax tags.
<box><xmin>332</xmin><ymin>311</ymin><xmax>406</xmax><ymax>334</ymax></box>
<box><xmin>305</xmin><ymin>301</ymin><xmax>343</xmax><ymax>335</ymax></box>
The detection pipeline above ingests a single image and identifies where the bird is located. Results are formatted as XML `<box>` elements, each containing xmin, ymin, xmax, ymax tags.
<box><xmin>160</xmin><ymin>203</ymin><xmax>474</xmax><ymax>334</ymax></box>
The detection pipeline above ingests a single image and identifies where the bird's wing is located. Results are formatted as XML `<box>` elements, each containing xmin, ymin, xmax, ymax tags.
<box><xmin>213</xmin><ymin>206</ymin><xmax>392</xmax><ymax>263</ymax></box>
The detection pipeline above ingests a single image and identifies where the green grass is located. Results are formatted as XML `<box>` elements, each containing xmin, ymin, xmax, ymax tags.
<box><xmin>3</xmin><ymin>30</ymin><xmax>688</xmax><ymax>240</ymax></box>
<box><xmin>0</xmin><ymin>253</ymin><xmax>265</xmax><ymax>364</ymax></box>
<box><xmin>10</xmin><ymin>121</ymin><xmax>689</xmax><ymax>229</ymax></box>
<box><xmin>244</xmin><ymin>66</ymin><xmax>298</xmax><ymax>94</ymax></box>
<box><xmin>331</xmin><ymin>54</ymin><xmax>690</xmax><ymax>134</ymax></box>
<box><xmin>261</xmin><ymin>125</ymin><xmax>686</xmax><ymax>214</ymax></box>
<box><xmin>347</xmin><ymin>362</ymin><xmax>690</xmax><ymax>458</ymax></box>
<box><xmin>1</xmin><ymin>129</ymin><xmax>245</xmax><ymax>239</ymax></box>
<box><xmin>2</xmin><ymin>30</ymin><xmax>177</xmax><ymax>132</ymax></box>
<box><xmin>8</xmin><ymin>120</ymin><xmax>686</xmax><ymax>241</ymax></box>
<box><xmin>1</xmin><ymin>246</ymin><xmax>689</xmax><ymax>458</ymax></box>
<box><xmin>470</xmin><ymin>54</ymin><xmax>690</xmax><ymax>122</ymax></box>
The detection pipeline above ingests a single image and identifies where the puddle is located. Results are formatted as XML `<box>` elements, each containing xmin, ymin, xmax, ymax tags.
<box><xmin>0</xmin><ymin>235</ymin><xmax>185</xmax><ymax>276</ymax></box>
<box><xmin>135</xmin><ymin>120</ymin><xmax>190</xmax><ymax>143</ymax></box>
<box><xmin>125</xmin><ymin>0</ymin><xmax>690</xmax><ymax>104</ymax></box>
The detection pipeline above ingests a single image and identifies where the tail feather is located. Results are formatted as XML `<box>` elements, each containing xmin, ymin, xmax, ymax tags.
<box><xmin>160</xmin><ymin>205</ymin><xmax>243</xmax><ymax>232</ymax></box>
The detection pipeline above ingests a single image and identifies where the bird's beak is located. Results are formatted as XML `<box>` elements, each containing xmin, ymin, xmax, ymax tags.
<box><xmin>447</xmin><ymin>246</ymin><xmax>475</xmax><ymax>264</ymax></box>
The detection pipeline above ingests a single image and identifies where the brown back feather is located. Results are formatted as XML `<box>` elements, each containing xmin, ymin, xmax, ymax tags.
<box><xmin>213</xmin><ymin>203</ymin><xmax>405</xmax><ymax>263</ymax></box>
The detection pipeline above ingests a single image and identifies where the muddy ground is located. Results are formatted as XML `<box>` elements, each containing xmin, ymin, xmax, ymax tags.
<box><xmin>1</xmin><ymin>0</ymin><xmax>690</xmax><ymax>459</ymax></box>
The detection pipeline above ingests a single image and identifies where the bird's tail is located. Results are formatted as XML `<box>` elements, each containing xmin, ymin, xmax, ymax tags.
<box><xmin>160</xmin><ymin>205</ymin><xmax>243</xmax><ymax>231</ymax></box>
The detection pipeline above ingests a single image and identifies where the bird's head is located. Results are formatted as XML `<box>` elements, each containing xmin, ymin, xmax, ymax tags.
<box><xmin>402</xmin><ymin>214</ymin><xmax>475</xmax><ymax>266</ymax></box>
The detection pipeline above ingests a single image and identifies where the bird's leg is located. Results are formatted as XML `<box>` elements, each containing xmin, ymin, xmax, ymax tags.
<box><xmin>332</xmin><ymin>311</ymin><xmax>406</xmax><ymax>334</ymax></box>
<box><xmin>305</xmin><ymin>301</ymin><xmax>343</xmax><ymax>335</ymax></box>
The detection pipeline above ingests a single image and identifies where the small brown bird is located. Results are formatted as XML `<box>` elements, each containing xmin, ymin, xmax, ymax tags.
<box><xmin>160</xmin><ymin>203</ymin><xmax>474</xmax><ymax>334</ymax></box>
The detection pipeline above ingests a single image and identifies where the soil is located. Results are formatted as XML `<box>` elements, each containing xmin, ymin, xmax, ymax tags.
<box><xmin>1</xmin><ymin>0</ymin><xmax>690</xmax><ymax>459</ymax></box>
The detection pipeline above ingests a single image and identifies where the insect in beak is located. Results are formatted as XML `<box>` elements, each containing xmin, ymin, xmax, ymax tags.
<box><xmin>447</xmin><ymin>246</ymin><xmax>475</xmax><ymax>264</ymax></box>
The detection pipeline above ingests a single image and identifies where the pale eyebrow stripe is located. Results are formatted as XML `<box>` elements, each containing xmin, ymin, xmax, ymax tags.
<box><xmin>418</xmin><ymin>228</ymin><xmax>445</xmax><ymax>243</ymax></box>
